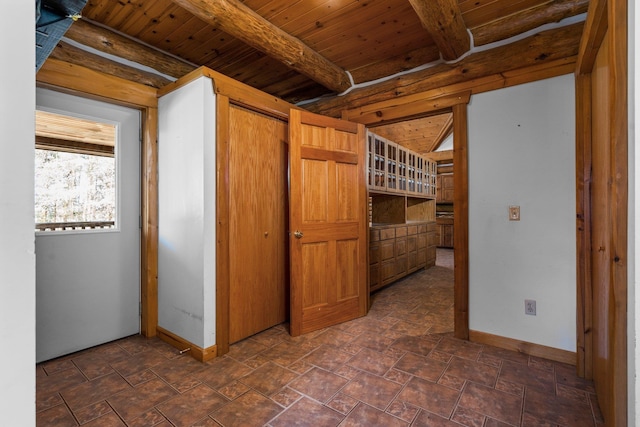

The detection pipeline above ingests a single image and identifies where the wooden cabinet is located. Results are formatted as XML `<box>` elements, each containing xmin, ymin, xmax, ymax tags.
<box><xmin>436</xmin><ymin>174</ymin><xmax>454</xmax><ymax>203</ymax></box>
<box><xmin>367</xmin><ymin>130</ymin><xmax>437</xmax><ymax>293</ymax></box>
<box><xmin>437</xmin><ymin>217</ymin><xmax>454</xmax><ymax>248</ymax></box>
<box><xmin>369</xmin><ymin>222</ymin><xmax>435</xmax><ymax>293</ymax></box>
<box><xmin>367</xmin><ymin>132</ymin><xmax>436</xmax><ymax>198</ymax></box>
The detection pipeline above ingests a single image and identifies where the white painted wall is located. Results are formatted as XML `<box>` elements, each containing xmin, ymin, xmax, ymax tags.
<box><xmin>158</xmin><ymin>77</ymin><xmax>216</xmax><ymax>348</ymax></box>
<box><xmin>0</xmin><ymin>2</ymin><xmax>35</xmax><ymax>425</ymax></box>
<box><xmin>468</xmin><ymin>74</ymin><xmax>576</xmax><ymax>351</ymax></box>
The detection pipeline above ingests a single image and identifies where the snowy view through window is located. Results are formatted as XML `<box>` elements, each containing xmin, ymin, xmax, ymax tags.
<box><xmin>35</xmin><ymin>149</ymin><xmax>116</xmax><ymax>226</ymax></box>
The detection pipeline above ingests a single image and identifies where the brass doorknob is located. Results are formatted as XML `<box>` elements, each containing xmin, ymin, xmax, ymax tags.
<box><xmin>293</xmin><ymin>230</ymin><xmax>303</xmax><ymax>239</ymax></box>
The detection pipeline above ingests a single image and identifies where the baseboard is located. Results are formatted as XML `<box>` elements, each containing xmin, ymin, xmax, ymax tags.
<box><xmin>469</xmin><ymin>330</ymin><xmax>576</xmax><ymax>366</ymax></box>
<box><xmin>156</xmin><ymin>326</ymin><xmax>217</xmax><ymax>363</ymax></box>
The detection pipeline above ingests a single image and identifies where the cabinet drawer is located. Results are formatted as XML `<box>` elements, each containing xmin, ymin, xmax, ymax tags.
<box><xmin>427</xmin><ymin>232</ymin><xmax>439</xmax><ymax>247</ymax></box>
<box><xmin>395</xmin><ymin>238</ymin><xmax>407</xmax><ymax>256</ymax></box>
<box><xmin>380</xmin><ymin>239</ymin><xmax>395</xmax><ymax>261</ymax></box>
<box><xmin>407</xmin><ymin>225</ymin><xmax>418</xmax><ymax>235</ymax></box>
<box><xmin>407</xmin><ymin>235</ymin><xmax>417</xmax><ymax>252</ymax></box>
<box><xmin>418</xmin><ymin>224</ymin><xmax>428</xmax><ymax>233</ymax></box>
<box><xmin>369</xmin><ymin>243</ymin><xmax>380</xmax><ymax>265</ymax></box>
<box><xmin>370</xmin><ymin>228</ymin><xmax>380</xmax><ymax>242</ymax></box>
<box><xmin>395</xmin><ymin>226</ymin><xmax>407</xmax><ymax>238</ymax></box>
<box><xmin>380</xmin><ymin>228</ymin><xmax>395</xmax><ymax>240</ymax></box>
<box><xmin>426</xmin><ymin>222</ymin><xmax>437</xmax><ymax>233</ymax></box>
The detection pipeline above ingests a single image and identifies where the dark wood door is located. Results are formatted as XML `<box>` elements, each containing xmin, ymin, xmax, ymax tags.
<box><xmin>288</xmin><ymin>109</ymin><xmax>368</xmax><ymax>336</ymax></box>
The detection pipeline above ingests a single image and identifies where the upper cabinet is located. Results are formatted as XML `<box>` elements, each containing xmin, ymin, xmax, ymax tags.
<box><xmin>436</xmin><ymin>174</ymin><xmax>454</xmax><ymax>203</ymax></box>
<box><xmin>367</xmin><ymin>131</ymin><xmax>436</xmax><ymax>198</ymax></box>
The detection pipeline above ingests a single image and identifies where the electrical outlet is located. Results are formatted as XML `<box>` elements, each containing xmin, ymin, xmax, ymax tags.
<box><xmin>525</xmin><ymin>299</ymin><xmax>536</xmax><ymax>316</ymax></box>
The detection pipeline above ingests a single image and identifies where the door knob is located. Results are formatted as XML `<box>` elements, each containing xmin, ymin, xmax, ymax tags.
<box><xmin>293</xmin><ymin>230</ymin><xmax>303</xmax><ymax>239</ymax></box>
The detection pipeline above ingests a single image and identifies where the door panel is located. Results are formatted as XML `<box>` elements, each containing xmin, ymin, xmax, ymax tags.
<box><xmin>289</xmin><ymin>109</ymin><xmax>368</xmax><ymax>336</ymax></box>
<box><xmin>228</xmin><ymin>105</ymin><xmax>288</xmax><ymax>343</ymax></box>
<box><xmin>35</xmin><ymin>88</ymin><xmax>140</xmax><ymax>363</ymax></box>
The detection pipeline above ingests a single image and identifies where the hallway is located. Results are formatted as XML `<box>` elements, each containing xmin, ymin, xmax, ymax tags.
<box><xmin>36</xmin><ymin>252</ymin><xmax>602</xmax><ymax>426</ymax></box>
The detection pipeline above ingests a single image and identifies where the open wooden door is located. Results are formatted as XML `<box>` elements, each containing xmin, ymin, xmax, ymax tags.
<box><xmin>289</xmin><ymin>109</ymin><xmax>368</xmax><ymax>336</ymax></box>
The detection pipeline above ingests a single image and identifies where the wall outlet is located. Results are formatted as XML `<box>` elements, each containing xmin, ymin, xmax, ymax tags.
<box><xmin>525</xmin><ymin>299</ymin><xmax>536</xmax><ymax>315</ymax></box>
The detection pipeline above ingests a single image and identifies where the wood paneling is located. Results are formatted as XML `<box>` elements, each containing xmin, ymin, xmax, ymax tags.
<box><xmin>72</xmin><ymin>0</ymin><xmax>586</xmax><ymax>103</ymax></box>
<box><xmin>228</xmin><ymin>105</ymin><xmax>288</xmax><ymax>344</ymax></box>
<box><xmin>308</xmin><ymin>23</ymin><xmax>582</xmax><ymax>116</ymax></box>
<box><xmin>289</xmin><ymin>109</ymin><xmax>368</xmax><ymax>336</ymax></box>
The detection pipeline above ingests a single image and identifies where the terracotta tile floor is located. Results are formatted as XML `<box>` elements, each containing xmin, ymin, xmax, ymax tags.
<box><xmin>36</xmin><ymin>249</ymin><xmax>603</xmax><ymax>426</ymax></box>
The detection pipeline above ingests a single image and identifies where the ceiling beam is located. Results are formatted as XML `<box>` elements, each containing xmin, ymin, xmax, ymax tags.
<box><xmin>408</xmin><ymin>0</ymin><xmax>470</xmax><ymax>61</ymax></box>
<box><xmin>170</xmin><ymin>0</ymin><xmax>351</xmax><ymax>93</ymax></box>
<box><xmin>65</xmin><ymin>19</ymin><xmax>196</xmax><ymax>79</ymax></box>
<box><xmin>424</xmin><ymin>150</ymin><xmax>453</xmax><ymax>164</ymax></box>
<box><xmin>305</xmin><ymin>22</ymin><xmax>583</xmax><ymax>117</ymax></box>
<box><xmin>49</xmin><ymin>41</ymin><xmax>171</xmax><ymax>89</ymax></box>
<box><xmin>472</xmin><ymin>0</ymin><xmax>589</xmax><ymax>46</ymax></box>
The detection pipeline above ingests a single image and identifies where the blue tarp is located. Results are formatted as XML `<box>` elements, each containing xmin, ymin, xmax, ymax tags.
<box><xmin>36</xmin><ymin>0</ymin><xmax>88</xmax><ymax>71</ymax></box>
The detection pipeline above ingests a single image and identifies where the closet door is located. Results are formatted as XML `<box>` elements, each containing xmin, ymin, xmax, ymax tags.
<box><xmin>289</xmin><ymin>109</ymin><xmax>368</xmax><ymax>336</ymax></box>
<box><xmin>229</xmin><ymin>105</ymin><xmax>288</xmax><ymax>343</ymax></box>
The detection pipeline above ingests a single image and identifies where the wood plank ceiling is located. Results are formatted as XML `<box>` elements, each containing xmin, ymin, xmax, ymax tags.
<box><xmin>41</xmin><ymin>0</ymin><xmax>590</xmax><ymax>153</ymax></box>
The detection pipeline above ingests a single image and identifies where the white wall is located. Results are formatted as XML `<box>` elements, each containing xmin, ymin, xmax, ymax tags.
<box><xmin>158</xmin><ymin>77</ymin><xmax>216</xmax><ymax>349</ymax></box>
<box><xmin>468</xmin><ymin>74</ymin><xmax>576</xmax><ymax>351</ymax></box>
<box><xmin>0</xmin><ymin>2</ymin><xmax>35</xmax><ymax>425</ymax></box>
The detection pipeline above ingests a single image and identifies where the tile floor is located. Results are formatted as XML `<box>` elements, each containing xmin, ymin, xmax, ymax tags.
<box><xmin>36</xmin><ymin>249</ymin><xmax>603</xmax><ymax>426</ymax></box>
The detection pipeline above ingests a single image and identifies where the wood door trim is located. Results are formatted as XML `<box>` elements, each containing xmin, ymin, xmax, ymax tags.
<box><xmin>452</xmin><ymin>103</ymin><xmax>469</xmax><ymax>340</ymax></box>
<box><xmin>607</xmin><ymin>0</ymin><xmax>628</xmax><ymax>423</ymax></box>
<box><xmin>215</xmin><ymin>94</ymin><xmax>231</xmax><ymax>356</ymax></box>
<box><xmin>342</xmin><ymin>96</ymin><xmax>470</xmax><ymax>340</ymax></box>
<box><xmin>574</xmin><ymin>73</ymin><xmax>593</xmax><ymax>379</ymax></box>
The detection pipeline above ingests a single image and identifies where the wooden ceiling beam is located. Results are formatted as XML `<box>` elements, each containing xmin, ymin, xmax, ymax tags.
<box><xmin>65</xmin><ymin>19</ymin><xmax>197</xmax><ymax>79</ymax></box>
<box><xmin>306</xmin><ymin>22</ymin><xmax>583</xmax><ymax>117</ymax></box>
<box><xmin>49</xmin><ymin>41</ymin><xmax>172</xmax><ymax>89</ymax></box>
<box><xmin>170</xmin><ymin>0</ymin><xmax>351</xmax><ymax>93</ymax></box>
<box><xmin>424</xmin><ymin>150</ymin><xmax>453</xmax><ymax>164</ymax></box>
<box><xmin>472</xmin><ymin>0</ymin><xmax>589</xmax><ymax>46</ymax></box>
<box><xmin>65</xmin><ymin>19</ymin><xmax>196</xmax><ymax>79</ymax></box>
<box><xmin>408</xmin><ymin>0</ymin><xmax>471</xmax><ymax>61</ymax></box>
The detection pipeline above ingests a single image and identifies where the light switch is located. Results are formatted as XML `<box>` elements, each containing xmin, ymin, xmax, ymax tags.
<box><xmin>509</xmin><ymin>206</ymin><xmax>520</xmax><ymax>221</ymax></box>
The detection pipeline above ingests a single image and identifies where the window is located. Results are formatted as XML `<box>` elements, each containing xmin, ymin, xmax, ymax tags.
<box><xmin>35</xmin><ymin>110</ymin><xmax>117</xmax><ymax>232</ymax></box>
